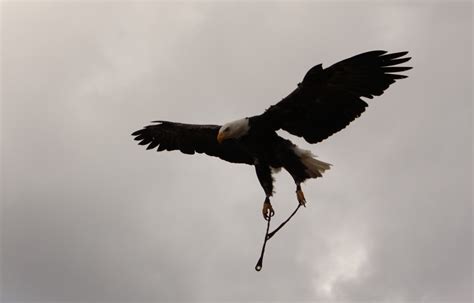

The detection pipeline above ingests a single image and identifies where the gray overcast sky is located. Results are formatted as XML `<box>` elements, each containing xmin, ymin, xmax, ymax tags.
<box><xmin>1</xmin><ymin>1</ymin><xmax>472</xmax><ymax>302</ymax></box>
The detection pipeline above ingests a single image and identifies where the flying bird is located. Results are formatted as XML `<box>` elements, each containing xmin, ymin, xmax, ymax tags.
<box><xmin>132</xmin><ymin>50</ymin><xmax>411</xmax><ymax>220</ymax></box>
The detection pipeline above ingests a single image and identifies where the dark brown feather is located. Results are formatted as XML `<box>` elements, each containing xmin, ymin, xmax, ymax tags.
<box><xmin>131</xmin><ymin>121</ymin><xmax>254</xmax><ymax>165</ymax></box>
<box><xmin>255</xmin><ymin>50</ymin><xmax>411</xmax><ymax>144</ymax></box>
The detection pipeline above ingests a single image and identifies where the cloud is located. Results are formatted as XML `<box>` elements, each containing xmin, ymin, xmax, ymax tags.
<box><xmin>1</xmin><ymin>1</ymin><xmax>472</xmax><ymax>302</ymax></box>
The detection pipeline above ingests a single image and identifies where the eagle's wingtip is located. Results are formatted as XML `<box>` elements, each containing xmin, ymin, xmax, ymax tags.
<box><xmin>131</xmin><ymin>129</ymin><xmax>142</xmax><ymax>136</ymax></box>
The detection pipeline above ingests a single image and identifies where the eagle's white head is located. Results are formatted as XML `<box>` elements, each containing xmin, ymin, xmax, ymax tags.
<box><xmin>217</xmin><ymin>118</ymin><xmax>250</xmax><ymax>143</ymax></box>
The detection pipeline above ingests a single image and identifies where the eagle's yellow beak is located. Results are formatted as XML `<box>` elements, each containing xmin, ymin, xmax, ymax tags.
<box><xmin>217</xmin><ymin>131</ymin><xmax>226</xmax><ymax>144</ymax></box>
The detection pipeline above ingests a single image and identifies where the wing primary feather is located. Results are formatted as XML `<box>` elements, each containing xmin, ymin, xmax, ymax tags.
<box><xmin>147</xmin><ymin>141</ymin><xmax>159</xmax><ymax>150</ymax></box>
<box><xmin>380</xmin><ymin>51</ymin><xmax>409</xmax><ymax>60</ymax></box>
<box><xmin>382</xmin><ymin>66</ymin><xmax>413</xmax><ymax>72</ymax></box>
<box><xmin>139</xmin><ymin>139</ymin><xmax>152</xmax><ymax>145</ymax></box>
<box><xmin>387</xmin><ymin>74</ymin><xmax>409</xmax><ymax>79</ymax></box>
<box><xmin>382</xmin><ymin>57</ymin><xmax>411</xmax><ymax>66</ymax></box>
<box><xmin>131</xmin><ymin>130</ymin><xmax>143</xmax><ymax>136</ymax></box>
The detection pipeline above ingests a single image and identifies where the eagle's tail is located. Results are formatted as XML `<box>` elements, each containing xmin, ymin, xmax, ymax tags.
<box><xmin>292</xmin><ymin>146</ymin><xmax>331</xmax><ymax>178</ymax></box>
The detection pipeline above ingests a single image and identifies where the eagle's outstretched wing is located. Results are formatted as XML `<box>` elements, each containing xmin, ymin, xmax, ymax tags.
<box><xmin>255</xmin><ymin>50</ymin><xmax>412</xmax><ymax>144</ymax></box>
<box><xmin>131</xmin><ymin>121</ymin><xmax>254</xmax><ymax>164</ymax></box>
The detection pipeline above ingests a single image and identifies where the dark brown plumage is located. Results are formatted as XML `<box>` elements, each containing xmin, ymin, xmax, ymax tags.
<box><xmin>133</xmin><ymin>121</ymin><xmax>254</xmax><ymax>164</ymax></box>
<box><xmin>254</xmin><ymin>50</ymin><xmax>412</xmax><ymax>143</ymax></box>
<box><xmin>132</xmin><ymin>50</ymin><xmax>411</xmax><ymax>219</ymax></box>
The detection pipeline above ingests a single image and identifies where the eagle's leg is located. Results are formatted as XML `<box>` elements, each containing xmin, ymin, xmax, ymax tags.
<box><xmin>255</xmin><ymin>163</ymin><xmax>275</xmax><ymax>220</ymax></box>
<box><xmin>296</xmin><ymin>183</ymin><xmax>306</xmax><ymax>207</ymax></box>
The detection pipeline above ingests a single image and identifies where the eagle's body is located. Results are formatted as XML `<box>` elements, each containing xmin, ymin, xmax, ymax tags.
<box><xmin>132</xmin><ymin>50</ymin><xmax>411</xmax><ymax>219</ymax></box>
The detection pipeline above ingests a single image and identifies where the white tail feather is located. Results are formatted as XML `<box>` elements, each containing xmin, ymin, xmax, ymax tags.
<box><xmin>292</xmin><ymin>146</ymin><xmax>331</xmax><ymax>178</ymax></box>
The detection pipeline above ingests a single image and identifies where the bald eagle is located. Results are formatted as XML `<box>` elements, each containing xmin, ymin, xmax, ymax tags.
<box><xmin>132</xmin><ymin>50</ymin><xmax>411</xmax><ymax>220</ymax></box>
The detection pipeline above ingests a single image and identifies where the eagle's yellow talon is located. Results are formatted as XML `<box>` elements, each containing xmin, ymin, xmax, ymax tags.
<box><xmin>262</xmin><ymin>201</ymin><xmax>275</xmax><ymax>220</ymax></box>
<box><xmin>296</xmin><ymin>188</ymin><xmax>306</xmax><ymax>207</ymax></box>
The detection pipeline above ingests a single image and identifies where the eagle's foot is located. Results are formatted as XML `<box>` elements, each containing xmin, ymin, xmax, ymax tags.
<box><xmin>296</xmin><ymin>185</ymin><xmax>306</xmax><ymax>207</ymax></box>
<box><xmin>262</xmin><ymin>197</ymin><xmax>275</xmax><ymax>221</ymax></box>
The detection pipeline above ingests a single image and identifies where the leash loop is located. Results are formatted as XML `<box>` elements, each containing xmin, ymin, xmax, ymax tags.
<box><xmin>255</xmin><ymin>204</ymin><xmax>302</xmax><ymax>271</ymax></box>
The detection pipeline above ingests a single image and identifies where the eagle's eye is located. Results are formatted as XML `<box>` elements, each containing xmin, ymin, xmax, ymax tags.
<box><xmin>224</xmin><ymin>127</ymin><xmax>230</xmax><ymax>132</ymax></box>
